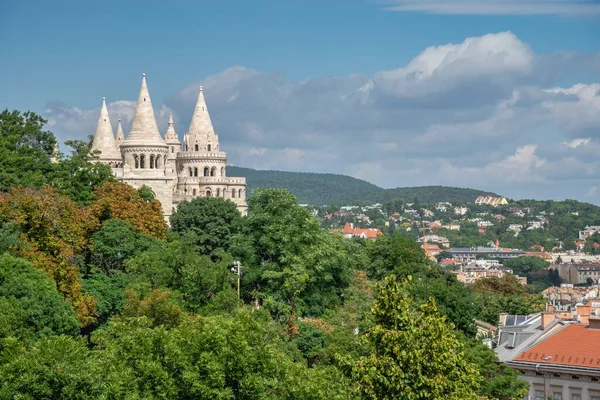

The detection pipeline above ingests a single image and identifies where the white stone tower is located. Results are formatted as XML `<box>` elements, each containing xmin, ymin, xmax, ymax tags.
<box><xmin>119</xmin><ymin>73</ymin><xmax>174</xmax><ymax>217</ymax></box>
<box><xmin>89</xmin><ymin>74</ymin><xmax>247</xmax><ymax>219</ymax></box>
<box><xmin>91</xmin><ymin>97</ymin><xmax>121</xmax><ymax>166</ymax></box>
<box><xmin>174</xmin><ymin>86</ymin><xmax>247</xmax><ymax>215</ymax></box>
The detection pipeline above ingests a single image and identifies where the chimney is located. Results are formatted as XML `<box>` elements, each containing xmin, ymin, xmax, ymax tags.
<box><xmin>576</xmin><ymin>305</ymin><xmax>591</xmax><ymax>325</ymax></box>
<box><xmin>547</xmin><ymin>303</ymin><xmax>554</xmax><ymax>313</ymax></box>
<box><xmin>589</xmin><ymin>317</ymin><xmax>600</xmax><ymax>330</ymax></box>
<box><xmin>499</xmin><ymin>313</ymin><xmax>508</xmax><ymax>327</ymax></box>
<box><xmin>541</xmin><ymin>312</ymin><xmax>556</xmax><ymax>330</ymax></box>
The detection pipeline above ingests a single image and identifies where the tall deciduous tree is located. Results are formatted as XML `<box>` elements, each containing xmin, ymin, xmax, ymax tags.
<box><xmin>0</xmin><ymin>109</ymin><xmax>56</xmax><ymax>191</ymax></box>
<box><xmin>49</xmin><ymin>138</ymin><xmax>115</xmax><ymax>205</ymax></box>
<box><xmin>88</xmin><ymin>182</ymin><xmax>167</xmax><ymax>240</ymax></box>
<box><xmin>170</xmin><ymin>196</ymin><xmax>242</xmax><ymax>255</ymax></box>
<box><xmin>0</xmin><ymin>254</ymin><xmax>79</xmax><ymax>341</ymax></box>
<box><xmin>0</xmin><ymin>186</ymin><xmax>97</xmax><ymax>325</ymax></box>
<box><xmin>349</xmin><ymin>275</ymin><xmax>481</xmax><ymax>400</ymax></box>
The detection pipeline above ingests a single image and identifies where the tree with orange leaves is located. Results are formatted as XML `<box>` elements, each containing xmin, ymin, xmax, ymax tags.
<box><xmin>0</xmin><ymin>186</ymin><xmax>98</xmax><ymax>325</ymax></box>
<box><xmin>88</xmin><ymin>182</ymin><xmax>167</xmax><ymax>240</ymax></box>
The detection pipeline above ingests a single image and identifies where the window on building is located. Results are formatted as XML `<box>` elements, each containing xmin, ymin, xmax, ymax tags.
<box><xmin>193</xmin><ymin>189</ymin><xmax>197</xmax><ymax>196</ymax></box>
<box><xmin>204</xmin><ymin>167</ymin><xmax>209</xmax><ymax>176</ymax></box>
<box><xmin>592</xmin><ymin>377</ymin><xmax>599</xmax><ymax>382</ymax></box>
<box><xmin>553</xmin><ymin>393</ymin><xmax>562</xmax><ymax>400</ymax></box>
<box><xmin>134</xmin><ymin>154</ymin><xmax>139</xmax><ymax>169</ymax></box>
<box><xmin>194</xmin><ymin>167</ymin><xmax>198</xmax><ymax>177</ymax></box>
<box><xmin>216</xmin><ymin>188</ymin><xmax>220</xmax><ymax>197</ymax></box>
<box><xmin>208</xmin><ymin>144</ymin><xmax>211</xmax><ymax>151</ymax></box>
<box><xmin>206</xmin><ymin>190</ymin><xmax>212</xmax><ymax>197</ymax></box>
<box><xmin>140</xmin><ymin>154</ymin><xmax>145</xmax><ymax>169</ymax></box>
<box><xmin>553</xmin><ymin>374</ymin><xmax>561</xmax><ymax>378</ymax></box>
<box><xmin>535</xmin><ymin>390</ymin><xmax>545</xmax><ymax>400</ymax></box>
<box><xmin>171</xmin><ymin>147</ymin><xmax>174</xmax><ymax>153</ymax></box>
<box><xmin>195</xmin><ymin>144</ymin><xmax>199</xmax><ymax>151</ymax></box>
<box><xmin>571</xmin><ymin>375</ymin><xmax>579</xmax><ymax>380</ymax></box>
<box><xmin>210</xmin><ymin>167</ymin><xmax>216</xmax><ymax>176</ymax></box>
<box><xmin>221</xmin><ymin>167</ymin><xmax>225</xmax><ymax>177</ymax></box>
<box><xmin>571</xmin><ymin>395</ymin><xmax>581</xmax><ymax>400</ymax></box>
<box><xmin>231</xmin><ymin>189</ymin><xmax>236</xmax><ymax>198</ymax></box>
<box><xmin>149</xmin><ymin>155</ymin><xmax>155</xmax><ymax>169</ymax></box>
<box><xmin>590</xmin><ymin>396</ymin><xmax>600</xmax><ymax>400</ymax></box>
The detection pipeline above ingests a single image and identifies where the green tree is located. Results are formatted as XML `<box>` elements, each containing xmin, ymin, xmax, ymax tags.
<box><xmin>0</xmin><ymin>109</ymin><xmax>56</xmax><ymax>191</ymax></box>
<box><xmin>88</xmin><ymin>218</ymin><xmax>160</xmax><ymax>275</ymax></box>
<box><xmin>459</xmin><ymin>334</ymin><xmax>528</xmax><ymax>400</ymax></box>
<box><xmin>504</xmin><ymin>256</ymin><xmax>549</xmax><ymax>277</ymax></box>
<box><xmin>0</xmin><ymin>254</ymin><xmax>79</xmax><ymax>341</ymax></box>
<box><xmin>348</xmin><ymin>275</ymin><xmax>481</xmax><ymax>400</ymax></box>
<box><xmin>170</xmin><ymin>196</ymin><xmax>243</xmax><ymax>256</ymax></box>
<box><xmin>365</xmin><ymin>234</ymin><xmax>429</xmax><ymax>280</ymax></box>
<box><xmin>49</xmin><ymin>138</ymin><xmax>115</xmax><ymax>205</ymax></box>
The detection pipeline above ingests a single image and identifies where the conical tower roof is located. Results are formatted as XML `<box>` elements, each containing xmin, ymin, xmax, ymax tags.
<box><xmin>187</xmin><ymin>86</ymin><xmax>218</xmax><ymax>139</ymax></box>
<box><xmin>91</xmin><ymin>97</ymin><xmax>121</xmax><ymax>161</ymax></box>
<box><xmin>124</xmin><ymin>73</ymin><xmax>165</xmax><ymax>146</ymax></box>
<box><xmin>164</xmin><ymin>112</ymin><xmax>180</xmax><ymax>144</ymax></box>
<box><xmin>116</xmin><ymin>119</ymin><xmax>125</xmax><ymax>144</ymax></box>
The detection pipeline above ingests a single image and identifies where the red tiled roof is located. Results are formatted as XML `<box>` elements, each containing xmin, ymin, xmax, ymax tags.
<box><xmin>513</xmin><ymin>324</ymin><xmax>600</xmax><ymax>368</ymax></box>
<box><xmin>343</xmin><ymin>223</ymin><xmax>353</xmax><ymax>234</ymax></box>
<box><xmin>354</xmin><ymin>228</ymin><xmax>382</xmax><ymax>239</ymax></box>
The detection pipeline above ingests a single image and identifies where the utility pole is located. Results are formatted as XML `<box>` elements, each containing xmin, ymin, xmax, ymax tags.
<box><xmin>232</xmin><ymin>261</ymin><xmax>242</xmax><ymax>299</ymax></box>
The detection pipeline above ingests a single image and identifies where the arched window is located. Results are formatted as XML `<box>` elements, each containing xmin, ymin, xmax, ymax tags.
<box><xmin>140</xmin><ymin>154</ymin><xmax>146</xmax><ymax>169</ymax></box>
<box><xmin>149</xmin><ymin>155</ymin><xmax>155</xmax><ymax>169</ymax></box>
<box><xmin>231</xmin><ymin>189</ymin><xmax>236</xmax><ymax>198</ymax></box>
<box><xmin>185</xmin><ymin>144</ymin><xmax>188</xmax><ymax>151</ymax></box>
<box><xmin>210</xmin><ymin>166</ymin><xmax>216</xmax><ymax>177</ymax></box>
<box><xmin>194</xmin><ymin>167</ymin><xmax>198</xmax><ymax>177</ymax></box>
<box><xmin>206</xmin><ymin>190</ymin><xmax>212</xmax><ymax>197</ymax></box>
<box><xmin>221</xmin><ymin>167</ymin><xmax>225</xmax><ymax>177</ymax></box>
<box><xmin>204</xmin><ymin>167</ymin><xmax>209</xmax><ymax>177</ymax></box>
<box><xmin>216</xmin><ymin>188</ymin><xmax>221</xmax><ymax>197</ymax></box>
<box><xmin>207</xmin><ymin>144</ymin><xmax>211</xmax><ymax>151</ymax></box>
<box><xmin>171</xmin><ymin>147</ymin><xmax>174</xmax><ymax>153</ymax></box>
<box><xmin>195</xmin><ymin>144</ymin><xmax>199</xmax><ymax>151</ymax></box>
<box><xmin>156</xmin><ymin>155</ymin><xmax>161</xmax><ymax>169</ymax></box>
<box><xmin>193</xmin><ymin>189</ymin><xmax>197</xmax><ymax>196</ymax></box>
<box><xmin>188</xmin><ymin>167</ymin><xmax>193</xmax><ymax>177</ymax></box>
<box><xmin>239</xmin><ymin>189</ymin><xmax>244</xmax><ymax>198</ymax></box>
<box><xmin>134</xmin><ymin>154</ymin><xmax>139</xmax><ymax>169</ymax></box>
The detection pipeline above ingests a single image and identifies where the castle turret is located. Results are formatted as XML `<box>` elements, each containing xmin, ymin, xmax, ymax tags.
<box><xmin>164</xmin><ymin>112</ymin><xmax>180</xmax><ymax>180</ymax></box>
<box><xmin>91</xmin><ymin>97</ymin><xmax>121</xmax><ymax>164</ymax></box>
<box><xmin>119</xmin><ymin>74</ymin><xmax>172</xmax><ymax>217</ymax></box>
<box><xmin>116</xmin><ymin>119</ymin><xmax>125</xmax><ymax>145</ymax></box>
<box><xmin>184</xmin><ymin>86</ymin><xmax>219</xmax><ymax>153</ymax></box>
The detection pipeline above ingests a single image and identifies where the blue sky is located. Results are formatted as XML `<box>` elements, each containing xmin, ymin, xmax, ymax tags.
<box><xmin>1</xmin><ymin>0</ymin><xmax>599</xmax><ymax>202</ymax></box>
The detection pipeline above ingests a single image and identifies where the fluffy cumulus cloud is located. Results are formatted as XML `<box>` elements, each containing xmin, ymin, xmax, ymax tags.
<box><xmin>44</xmin><ymin>32</ymin><xmax>600</xmax><ymax>203</ymax></box>
<box><xmin>383</xmin><ymin>0</ymin><xmax>600</xmax><ymax>15</ymax></box>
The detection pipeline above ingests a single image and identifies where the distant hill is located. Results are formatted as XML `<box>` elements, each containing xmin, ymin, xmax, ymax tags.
<box><xmin>228</xmin><ymin>166</ymin><xmax>497</xmax><ymax>205</ymax></box>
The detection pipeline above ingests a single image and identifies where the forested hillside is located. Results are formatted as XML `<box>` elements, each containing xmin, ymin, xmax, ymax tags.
<box><xmin>228</xmin><ymin>166</ymin><xmax>497</xmax><ymax>205</ymax></box>
<box><xmin>0</xmin><ymin>109</ymin><xmax>532</xmax><ymax>399</ymax></box>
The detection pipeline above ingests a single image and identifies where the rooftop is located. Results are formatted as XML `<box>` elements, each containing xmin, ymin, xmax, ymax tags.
<box><xmin>513</xmin><ymin>323</ymin><xmax>600</xmax><ymax>368</ymax></box>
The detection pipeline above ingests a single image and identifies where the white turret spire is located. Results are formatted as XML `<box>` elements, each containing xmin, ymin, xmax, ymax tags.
<box><xmin>185</xmin><ymin>85</ymin><xmax>219</xmax><ymax>152</ymax></box>
<box><xmin>164</xmin><ymin>112</ymin><xmax>179</xmax><ymax>143</ymax></box>
<box><xmin>116</xmin><ymin>119</ymin><xmax>125</xmax><ymax>144</ymax></box>
<box><xmin>91</xmin><ymin>97</ymin><xmax>121</xmax><ymax>162</ymax></box>
<box><xmin>125</xmin><ymin>73</ymin><xmax>164</xmax><ymax>144</ymax></box>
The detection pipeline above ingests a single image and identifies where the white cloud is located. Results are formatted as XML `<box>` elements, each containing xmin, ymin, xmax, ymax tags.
<box><xmin>42</xmin><ymin>32</ymin><xmax>600</xmax><ymax>203</ymax></box>
<box><xmin>384</xmin><ymin>0</ymin><xmax>600</xmax><ymax>15</ymax></box>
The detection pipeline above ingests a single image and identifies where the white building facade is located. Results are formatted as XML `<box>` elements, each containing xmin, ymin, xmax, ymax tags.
<box><xmin>90</xmin><ymin>74</ymin><xmax>247</xmax><ymax>219</ymax></box>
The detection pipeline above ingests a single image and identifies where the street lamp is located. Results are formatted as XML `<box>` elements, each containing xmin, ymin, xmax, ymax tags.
<box><xmin>231</xmin><ymin>261</ymin><xmax>242</xmax><ymax>299</ymax></box>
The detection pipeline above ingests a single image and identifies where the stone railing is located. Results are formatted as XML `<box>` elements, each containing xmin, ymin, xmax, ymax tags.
<box><xmin>177</xmin><ymin>177</ymin><xmax>246</xmax><ymax>185</ymax></box>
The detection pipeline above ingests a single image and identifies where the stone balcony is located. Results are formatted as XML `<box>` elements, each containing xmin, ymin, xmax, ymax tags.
<box><xmin>177</xmin><ymin>176</ymin><xmax>246</xmax><ymax>185</ymax></box>
<box><xmin>176</xmin><ymin>151</ymin><xmax>227</xmax><ymax>161</ymax></box>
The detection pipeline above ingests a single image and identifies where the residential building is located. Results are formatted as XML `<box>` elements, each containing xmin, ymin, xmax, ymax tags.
<box><xmin>418</xmin><ymin>234</ymin><xmax>450</xmax><ymax>247</ymax></box>
<box><xmin>449</xmin><ymin>247</ymin><xmax>526</xmax><ymax>261</ymax></box>
<box><xmin>475</xmin><ymin>196</ymin><xmax>509</xmax><ymax>206</ymax></box>
<box><xmin>455</xmin><ymin>206</ymin><xmax>469</xmax><ymax>216</ymax></box>
<box><xmin>507</xmin><ymin>320</ymin><xmax>600</xmax><ymax>400</ymax></box>
<box><xmin>580</xmin><ymin>226</ymin><xmax>600</xmax><ymax>240</ymax></box>
<box><xmin>342</xmin><ymin>223</ymin><xmax>382</xmax><ymax>240</ymax></box>
<box><xmin>555</xmin><ymin>263</ymin><xmax>600</xmax><ymax>285</ymax></box>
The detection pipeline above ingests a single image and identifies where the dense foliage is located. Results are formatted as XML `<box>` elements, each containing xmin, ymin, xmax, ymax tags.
<box><xmin>0</xmin><ymin>110</ymin><xmax>532</xmax><ymax>399</ymax></box>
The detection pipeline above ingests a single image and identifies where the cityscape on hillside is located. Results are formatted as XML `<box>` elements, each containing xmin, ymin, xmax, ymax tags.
<box><xmin>1</xmin><ymin>1</ymin><xmax>599</xmax><ymax>399</ymax></box>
